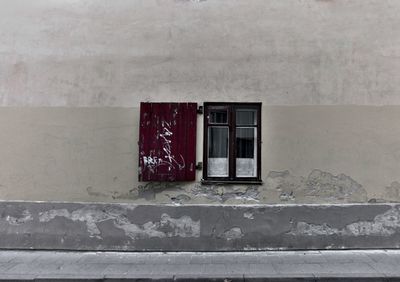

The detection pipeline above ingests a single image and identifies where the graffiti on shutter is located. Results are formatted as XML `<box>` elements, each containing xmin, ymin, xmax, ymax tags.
<box><xmin>139</xmin><ymin>102</ymin><xmax>197</xmax><ymax>181</ymax></box>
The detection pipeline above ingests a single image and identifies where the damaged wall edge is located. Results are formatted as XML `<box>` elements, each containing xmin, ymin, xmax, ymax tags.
<box><xmin>1</xmin><ymin>201</ymin><xmax>400</xmax><ymax>251</ymax></box>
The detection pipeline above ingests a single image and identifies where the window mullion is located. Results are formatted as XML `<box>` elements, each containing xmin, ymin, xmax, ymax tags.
<box><xmin>229</xmin><ymin>106</ymin><xmax>236</xmax><ymax>180</ymax></box>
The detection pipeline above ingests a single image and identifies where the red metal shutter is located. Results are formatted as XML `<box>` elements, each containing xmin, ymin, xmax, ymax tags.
<box><xmin>139</xmin><ymin>102</ymin><xmax>197</xmax><ymax>181</ymax></box>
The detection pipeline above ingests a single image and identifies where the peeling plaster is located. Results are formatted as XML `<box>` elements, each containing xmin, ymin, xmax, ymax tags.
<box><xmin>39</xmin><ymin>207</ymin><xmax>199</xmax><ymax>240</ymax></box>
<box><xmin>169</xmin><ymin>194</ymin><xmax>192</xmax><ymax>204</ymax></box>
<box><xmin>266</xmin><ymin>169</ymin><xmax>368</xmax><ymax>203</ymax></box>
<box><xmin>191</xmin><ymin>185</ymin><xmax>259</xmax><ymax>203</ymax></box>
<box><xmin>39</xmin><ymin>207</ymin><xmax>127</xmax><ymax>238</ymax></box>
<box><xmin>5</xmin><ymin>210</ymin><xmax>33</xmax><ymax>225</ymax></box>
<box><xmin>84</xmin><ymin>169</ymin><xmax>369</xmax><ymax>205</ymax></box>
<box><xmin>289</xmin><ymin>206</ymin><xmax>400</xmax><ymax>236</ymax></box>
<box><xmin>112</xmin><ymin>213</ymin><xmax>200</xmax><ymax>240</ymax></box>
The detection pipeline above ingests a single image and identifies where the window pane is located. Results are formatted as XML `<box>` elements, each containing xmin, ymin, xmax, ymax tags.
<box><xmin>209</xmin><ymin>109</ymin><xmax>228</xmax><ymax>124</ymax></box>
<box><xmin>236</xmin><ymin>109</ymin><xmax>257</xmax><ymax>125</ymax></box>
<box><xmin>208</xmin><ymin>127</ymin><xmax>229</xmax><ymax>177</ymax></box>
<box><xmin>236</xmin><ymin>127</ymin><xmax>257</xmax><ymax>177</ymax></box>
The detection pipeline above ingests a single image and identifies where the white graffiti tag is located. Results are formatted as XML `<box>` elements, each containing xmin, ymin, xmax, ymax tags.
<box><xmin>143</xmin><ymin>120</ymin><xmax>185</xmax><ymax>172</ymax></box>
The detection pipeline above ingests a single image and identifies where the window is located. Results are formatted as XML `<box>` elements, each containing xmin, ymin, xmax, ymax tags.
<box><xmin>203</xmin><ymin>103</ymin><xmax>262</xmax><ymax>184</ymax></box>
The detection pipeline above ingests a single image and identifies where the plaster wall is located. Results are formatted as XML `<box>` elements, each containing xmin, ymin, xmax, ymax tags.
<box><xmin>0</xmin><ymin>106</ymin><xmax>399</xmax><ymax>204</ymax></box>
<box><xmin>1</xmin><ymin>0</ymin><xmax>400</xmax><ymax>106</ymax></box>
<box><xmin>1</xmin><ymin>0</ymin><xmax>400</xmax><ymax>204</ymax></box>
<box><xmin>2</xmin><ymin>201</ymin><xmax>400</xmax><ymax>251</ymax></box>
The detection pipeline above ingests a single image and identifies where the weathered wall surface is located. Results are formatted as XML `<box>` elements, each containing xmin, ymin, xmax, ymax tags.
<box><xmin>0</xmin><ymin>106</ymin><xmax>400</xmax><ymax>204</ymax></box>
<box><xmin>2</xmin><ymin>201</ymin><xmax>400</xmax><ymax>251</ymax></box>
<box><xmin>1</xmin><ymin>0</ymin><xmax>400</xmax><ymax>204</ymax></box>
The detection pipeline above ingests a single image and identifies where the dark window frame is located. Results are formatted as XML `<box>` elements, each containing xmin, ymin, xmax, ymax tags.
<box><xmin>202</xmin><ymin>102</ymin><xmax>262</xmax><ymax>184</ymax></box>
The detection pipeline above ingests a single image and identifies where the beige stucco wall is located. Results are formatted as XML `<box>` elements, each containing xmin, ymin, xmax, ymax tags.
<box><xmin>1</xmin><ymin>106</ymin><xmax>400</xmax><ymax>204</ymax></box>
<box><xmin>1</xmin><ymin>0</ymin><xmax>400</xmax><ymax>204</ymax></box>
<box><xmin>2</xmin><ymin>0</ymin><xmax>400</xmax><ymax>106</ymax></box>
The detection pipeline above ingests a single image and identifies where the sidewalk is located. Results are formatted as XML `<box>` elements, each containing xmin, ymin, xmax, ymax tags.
<box><xmin>0</xmin><ymin>250</ymin><xmax>400</xmax><ymax>281</ymax></box>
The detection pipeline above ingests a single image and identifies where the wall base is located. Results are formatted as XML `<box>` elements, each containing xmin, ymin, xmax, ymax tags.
<box><xmin>1</xmin><ymin>201</ymin><xmax>399</xmax><ymax>251</ymax></box>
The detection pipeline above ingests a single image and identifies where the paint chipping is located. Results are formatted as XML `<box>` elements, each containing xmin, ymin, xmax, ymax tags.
<box><xmin>5</xmin><ymin>210</ymin><xmax>33</xmax><ymax>225</ymax></box>
<box><xmin>39</xmin><ymin>207</ymin><xmax>199</xmax><ymax>240</ymax></box>
<box><xmin>222</xmin><ymin>227</ymin><xmax>243</xmax><ymax>240</ymax></box>
<box><xmin>289</xmin><ymin>206</ymin><xmax>400</xmax><ymax>236</ymax></box>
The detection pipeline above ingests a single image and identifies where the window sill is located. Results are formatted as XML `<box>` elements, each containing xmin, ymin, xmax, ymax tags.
<box><xmin>201</xmin><ymin>179</ymin><xmax>263</xmax><ymax>185</ymax></box>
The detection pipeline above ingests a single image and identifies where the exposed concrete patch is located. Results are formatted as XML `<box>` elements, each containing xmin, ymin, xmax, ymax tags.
<box><xmin>265</xmin><ymin>169</ymin><xmax>368</xmax><ymax>203</ymax></box>
<box><xmin>289</xmin><ymin>206</ymin><xmax>400</xmax><ymax>236</ymax></box>
<box><xmin>191</xmin><ymin>185</ymin><xmax>259</xmax><ymax>203</ymax></box>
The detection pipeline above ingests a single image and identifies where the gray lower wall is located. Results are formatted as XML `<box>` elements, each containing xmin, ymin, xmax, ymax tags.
<box><xmin>2</xmin><ymin>201</ymin><xmax>400</xmax><ymax>251</ymax></box>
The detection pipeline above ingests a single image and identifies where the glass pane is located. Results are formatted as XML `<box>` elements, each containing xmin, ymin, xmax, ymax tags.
<box><xmin>236</xmin><ymin>109</ymin><xmax>257</xmax><ymax>125</ymax></box>
<box><xmin>236</xmin><ymin>127</ymin><xmax>257</xmax><ymax>177</ymax></box>
<box><xmin>208</xmin><ymin>127</ymin><xmax>229</xmax><ymax>177</ymax></box>
<box><xmin>209</xmin><ymin>109</ymin><xmax>228</xmax><ymax>124</ymax></box>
